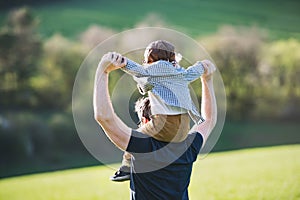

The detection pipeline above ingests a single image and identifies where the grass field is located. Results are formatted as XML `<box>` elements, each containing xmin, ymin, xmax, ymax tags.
<box><xmin>1</xmin><ymin>0</ymin><xmax>300</xmax><ymax>39</ymax></box>
<box><xmin>0</xmin><ymin>145</ymin><xmax>299</xmax><ymax>200</ymax></box>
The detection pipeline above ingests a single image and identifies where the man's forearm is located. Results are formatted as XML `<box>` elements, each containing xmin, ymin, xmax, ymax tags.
<box><xmin>93</xmin><ymin>59</ymin><xmax>131</xmax><ymax>151</ymax></box>
<box><xmin>93</xmin><ymin>64</ymin><xmax>113</xmax><ymax>121</ymax></box>
<box><xmin>192</xmin><ymin>76</ymin><xmax>217</xmax><ymax>141</ymax></box>
<box><xmin>201</xmin><ymin>77</ymin><xmax>217</xmax><ymax>131</ymax></box>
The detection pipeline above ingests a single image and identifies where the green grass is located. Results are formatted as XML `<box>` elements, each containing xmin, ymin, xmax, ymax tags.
<box><xmin>1</xmin><ymin>0</ymin><xmax>300</xmax><ymax>40</ymax></box>
<box><xmin>1</xmin><ymin>145</ymin><xmax>299</xmax><ymax>200</ymax></box>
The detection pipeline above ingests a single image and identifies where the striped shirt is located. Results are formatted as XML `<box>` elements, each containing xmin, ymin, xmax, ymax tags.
<box><xmin>122</xmin><ymin>59</ymin><xmax>205</xmax><ymax>124</ymax></box>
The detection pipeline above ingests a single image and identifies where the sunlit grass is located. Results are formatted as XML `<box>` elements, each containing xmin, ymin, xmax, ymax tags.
<box><xmin>190</xmin><ymin>145</ymin><xmax>300</xmax><ymax>200</ymax></box>
<box><xmin>0</xmin><ymin>145</ymin><xmax>299</xmax><ymax>200</ymax></box>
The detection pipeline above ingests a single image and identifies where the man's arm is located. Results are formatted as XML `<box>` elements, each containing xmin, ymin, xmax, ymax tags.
<box><xmin>191</xmin><ymin>62</ymin><xmax>217</xmax><ymax>143</ymax></box>
<box><xmin>93</xmin><ymin>53</ymin><xmax>131</xmax><ymax>151</ymax></box>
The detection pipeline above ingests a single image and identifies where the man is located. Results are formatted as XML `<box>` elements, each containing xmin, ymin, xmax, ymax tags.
<box><xmin>93</xmin><ymin>52</ymin><xmax>217</xmax><ymax>199</ymax></box>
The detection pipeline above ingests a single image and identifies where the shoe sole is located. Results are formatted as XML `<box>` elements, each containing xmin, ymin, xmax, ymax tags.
<box><xmin>110</xmin><ymin>175</ymin><xmax>130</xmax><ymax>182</ymax></box>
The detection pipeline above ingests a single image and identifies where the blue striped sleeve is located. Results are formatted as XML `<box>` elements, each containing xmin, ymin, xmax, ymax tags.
<box><xmin>121</xmin><ymin>59</ymin><xmax>149</xmax><ymax>78</ymax></box>
<box><xmin>183</xmin><ymin>62</ymin><xmax>205</xmax><ymax>82</ymax></box>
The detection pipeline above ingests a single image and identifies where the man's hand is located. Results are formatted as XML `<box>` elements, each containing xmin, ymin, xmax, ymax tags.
<box><xmin>201</xmin><ymin>60</ymin><xmax>216</xmax><ymax>80</ymax></box>
<box><xmin>100</xmin><ymin>52</ymin><xmax>127</xmax><ymax>73</ymax></box>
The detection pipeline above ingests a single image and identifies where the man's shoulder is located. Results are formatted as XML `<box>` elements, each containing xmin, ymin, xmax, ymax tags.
<box><xmin>126</xmin><ymin>130</ymin><xmax>153</xmax><ymax>153</ymax></box>
<box><xmin>127</xmin><ymin>129</ymin><xmax>203</xmax><ymax>154</ymax></box>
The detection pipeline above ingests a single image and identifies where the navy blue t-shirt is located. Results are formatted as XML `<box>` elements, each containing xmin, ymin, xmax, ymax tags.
<box><xmin>126</xmin><ymin>130</ymin><xmax>203</xmax><ymax>200</ymax></box>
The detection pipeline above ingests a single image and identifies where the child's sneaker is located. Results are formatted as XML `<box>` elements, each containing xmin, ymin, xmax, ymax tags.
<box><xmin>110</xmin><ymin>165</ymin><xmax>130</xmax><ymax>182</ymax></box>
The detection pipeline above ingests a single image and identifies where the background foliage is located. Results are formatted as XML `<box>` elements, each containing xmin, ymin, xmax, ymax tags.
<box><xmin>0</xmin><ymin>1</ymin><xmax>300</xmax><ymax>178</ymax></box>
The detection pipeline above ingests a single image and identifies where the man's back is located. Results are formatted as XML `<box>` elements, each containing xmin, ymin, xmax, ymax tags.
<box><xmin>127</xmin><ymin>130</ymin><xmax>203</xmax><ymax>200</ymax></box>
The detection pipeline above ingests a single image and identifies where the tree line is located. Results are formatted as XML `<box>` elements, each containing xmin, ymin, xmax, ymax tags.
<box><xmin>0</xmin><ymin>7</ymin><xmax>299</xmax><ymax>177</ymax></box>
<box><xmin>1</xmin><ymin>8</ymin><xmax>299</xmax><ymax>119</ymax></box>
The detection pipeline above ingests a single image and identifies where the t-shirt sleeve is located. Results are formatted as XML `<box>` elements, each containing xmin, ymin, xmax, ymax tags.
<box><xmin>126</xmin><ymin>130</ymin><xmax>153</xmax><ymax>153</ymax></box>
<box><xmin>192</xmin><ymin>132</ymin><xmax>204</xmax><ymax>155</ymax></box>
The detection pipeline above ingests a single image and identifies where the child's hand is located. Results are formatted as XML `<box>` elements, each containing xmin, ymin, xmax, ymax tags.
<box><xmin>201</xmin><ymin>60</ymin><xmax>216</xmax><ymax>80</ymax></box>
<box><xmin>101</xmin><ymin>52</ymin><xmax>127</xmax><ymax>73</ymax></box>
<box><xmin>109</xmin><ymin>52</ymin><xmax>127</xmax><ymax>67</ymax></box>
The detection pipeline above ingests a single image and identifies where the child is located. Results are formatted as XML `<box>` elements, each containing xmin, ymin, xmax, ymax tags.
<box><xmin>110</xmin><ymin>40</ymin><xmax>211</xmax><ymax>181</ymax></box>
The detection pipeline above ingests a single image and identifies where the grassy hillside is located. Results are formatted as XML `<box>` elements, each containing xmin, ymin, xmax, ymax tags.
<box><xmin>0</xmin><ymin>145</ymin><xmax>299</xmax><ymax>200</ymax></box>
<box><xmin>1</xmin><ymin>0</ymin><xmax>300</xmax><ymax>39</ymax></box>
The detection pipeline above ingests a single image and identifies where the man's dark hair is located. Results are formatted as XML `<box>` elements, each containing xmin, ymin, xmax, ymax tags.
<box><xmin>135</xmin><ymin>97</ymin><xmax>151</xmax><ymax>121</ymax></box>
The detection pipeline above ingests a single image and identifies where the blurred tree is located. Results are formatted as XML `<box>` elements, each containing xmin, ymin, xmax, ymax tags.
<box><xmin>258</xmin><ymin>39</ymin><xmax>300</xmax><ymax>120</ymax></box>
<box><xmin>0</xmin><ymin>7</ymin><xmax>42</xmax><ymax>108</ymax></box>
<box><xmin>30</xmin><ymin>34</ymin><xmax>84</xmax><ymax>109</ymax></box>
<box><xmin>0</xmin><ymin>112</ymin><xmax>52</xmax><ymax>163</ymax></box>
<box><xmin>201</xmin><ymin>26</ymin><xmax>266</xmax><ymax>120</ymax></box>
<box><xmin>79</xmin><ymin>25</ymin><xmax>116</xmax><ymax>50</ymax></box>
